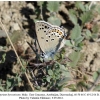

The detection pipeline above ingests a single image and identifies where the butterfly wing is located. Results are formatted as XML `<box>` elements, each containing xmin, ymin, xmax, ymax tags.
<box><xmin>35</xmin><ymin>21</ymin><xmax>52</xmax><ymax>53</ymax></box>
<box><xmin>44</xmin><ymin>27</ymin><xmax>65</xmax><ymax>57</ymax></box>
<box><xmin>35</xmin><ymin>21</ymin><xmax>66</xmax><ymax>59</ymax></box>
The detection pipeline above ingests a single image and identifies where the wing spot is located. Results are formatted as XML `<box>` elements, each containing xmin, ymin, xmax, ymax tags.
<box><xmin>42</xmin><ymin>24</ymin><xmax>44</xmax><ymax>26</ymax></box>
<box><xmin>45</xmin><ymin>26</ymin><xmax>47</xmax><ymax>29</ymax></box>
<box><xmin>46</xmin><ymin>40</ymin><xmax>48</xmax><ymax>42</ymax></box>
<box><xmin>48</xmin><ymin>36</ymin><xmax>50</xmax><ymax>38</ymax></box>
<box><xmin>59</xmin><ymin>32</ymin><xmax>62</xmax><ymax>35</ymax></box>
<box><xmin>56</xmin><ymin>29</ymin><xmax>59</xmax><ymax>33</ymax></box>
<box><xmin>51</xmin><ymin>39</ymin><xmax>54</xmax><ymax>41</ymax></box>
<box><xmin>41</xmin><ymin>37</ymin><xmax>44</xmax><ymax>39</ymax></box>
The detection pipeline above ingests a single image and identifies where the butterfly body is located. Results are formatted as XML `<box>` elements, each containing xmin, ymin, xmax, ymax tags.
<box><xmin>35</xmin><ymin>21</ymin><xmax>66</xmax><ymax>60</ymax></box>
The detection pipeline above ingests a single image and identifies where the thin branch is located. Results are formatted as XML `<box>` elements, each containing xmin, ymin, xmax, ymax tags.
<box><xmin>40</xmin><ymin>4</ymin><xmax>43</xmax><ymax>20</ymax></box>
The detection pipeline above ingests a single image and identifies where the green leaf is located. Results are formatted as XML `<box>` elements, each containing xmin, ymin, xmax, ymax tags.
<box><xmin>97</xmin><ymin>68</ymin><xmax>100</xmax><ymax>74</ymax></box>
<box><xmin>47</xmin><ymin>1</ymin><xmax>60</xmax><ymax>12</ymax></box>
<box><xmin>48</xmin><ymin>16</ymin><xmax>61</xmax><ymax>26</ymax></box>
<box><xmin>68</xmin><ymin>51</ymin><xmax>81</xmax><ymax>67</ymax></box>
<box><xmin>92</xmin><ymin>24</ymin><xmax>99</xmax><ymax>33</ymax></box>
<box><xmin>75</xmin><ymin>36</ymin><xmax>84</xmax><ymax>46</ymax></box>
<box><xmin>96</xmin><ymin>6</ymin><xmax>100</xmax><ymax>14</ymax></box>
<box><xmin>68</xmin><ymin>84</ymin><xmax>77</xmax><ymax>91</ymax></box>
<box><xmin>62</xmin><ymin>71</ymin><xmax>71</xmax><ymax>78</ymax></box>
<box><xmin>85</xmin><ymin>4</ymin><xmax>90</xmax><ymax>11</ymax></box>
<box><xmin>48</xmin><ymin>69</ymin><xmax>53</xmax><ymax>76</ymax></box>
<box><xmin>74</xmin><ymin>46</ymin><xmax>82</xmax><ymax>51</ymax></box>
<box><xmin>6</xmin><ymin>78</ymin><xmax>13</xmax><ymax>88</ymax></box>
<box><xmin>70</xmin><ymin>24</ymin><xmax>81</xmax><ymax>40</ymax></box>
<box><xmin>94</xmin><ymin>85</ymin><xmax>100</xmax><ymax>91</ymax></box>
<box><xmin>59</xmin><ymin>65</ymin><xmax>71</xmax><ymax>77</ymax></box>
<box><xmin>0</xmin><ymin>86</ymin><xmax>4</xmax><ymax>91</ymax></box>
<box><xmin>69</xmin><ymin>13</ymin><xmax>78</xmax><ymax>25</ymax></box>
<box><xmin>59</xmin><ymin>65</ymin><xmax>67</xmax><ymax>71</ymax></box>
<box><xmin>85</xmin><ymin>29</ymin><xmax>92</xmax><ymax>39</ymax></box>
<box><xmin>86</xmin><ymin>29</ymin><xmax>92</xmax><ymax>36</ymax></box>
<box><xmin>58</xmin><ymin>77</ymin><xmax>70</xmax><ymax>86</ymax></box>
<box><xmin>65</xmin><ymin>40</ymin><xmax>73</xmax><ymax>47</ymax></box>
<box><xmin>46</xmin><ymin>76</ymin><xmax>51</xmax><ymax>82</ymax></box>
<box><xmin>75</xmin><ymin>2</ymin><xmax>85</xmax><ymax>12</ymax></box>
<box><xmin>80</xmin><ymin>11</ymin><xmax>93</xmax><ymax>25</ymax></box>
<box><xmin>91</xmin><ymin>34</ymin><xmax>98</xmax><ymax>39</ymax></box>
<box><xmin>17</xmin><ymin>77</ymin><xmax>22</xmax><ymax>83</ymax></box>
<box><xmin>93</xmin><ymin>72</ymin><xmax>98</xmax><ymax>81</ymax></box>
<box><xmin>2</xmin><ymin>53</ymin><xmax>6</xmax><ymax>63</ymax></box>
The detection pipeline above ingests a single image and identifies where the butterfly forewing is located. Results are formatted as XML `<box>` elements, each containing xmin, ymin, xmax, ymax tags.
<box><xmin>35</xmin><ymin>21</ymin><xmax>52</xmax><ymax>53</ymax></box>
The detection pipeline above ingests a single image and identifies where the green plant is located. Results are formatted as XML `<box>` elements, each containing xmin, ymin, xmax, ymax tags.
<box><xmin>0</xmin><ymin>75</ymin><xmax>22</xmax><ymax>91</ymax></box>
<box><xmin>42</xmin><ymin>62</ymin><xmax>71</xmax><ymax>91</ymax></box>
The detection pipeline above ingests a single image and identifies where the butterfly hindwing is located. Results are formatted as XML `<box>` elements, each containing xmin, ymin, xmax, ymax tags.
<box><xmin>45</xmin><ymin>27</ymin><xmax>65</xmax><ymax>54</ymax></box>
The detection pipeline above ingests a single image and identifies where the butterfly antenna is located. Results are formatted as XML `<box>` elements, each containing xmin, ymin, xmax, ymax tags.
<box><xmin>27</xmin><ymin>42</ymin><xmax>36</xmax><ymax>53</ymax></box>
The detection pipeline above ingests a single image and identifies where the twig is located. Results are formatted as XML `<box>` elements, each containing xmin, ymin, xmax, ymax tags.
<box><xmin>0</xmin><ymin>20</ymin><xmax>34</xmax><ymax>91</ymax></box>
<box><xmin>40</xmin><ymin>4</ymin><xmax>43</xmax><ymax>20</ymax></box>
<box><xmin>31</xmin><ymin>70</ymin><xmax>39</xmax><ymax>86</ymax></box>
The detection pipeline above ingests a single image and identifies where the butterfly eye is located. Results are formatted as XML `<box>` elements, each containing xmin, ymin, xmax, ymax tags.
<box><xmin>41</xmin><ymin>52</ymin><xmax>45</xmax><ymax>58</ymax></box>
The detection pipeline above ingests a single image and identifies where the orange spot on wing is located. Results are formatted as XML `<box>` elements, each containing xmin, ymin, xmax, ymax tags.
<box><xmin>59</xmin><ymin>32</ymin><xmax>62</xmax><ymax>35</ymax></box>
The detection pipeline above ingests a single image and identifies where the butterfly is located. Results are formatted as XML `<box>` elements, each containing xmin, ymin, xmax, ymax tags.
<box><xmin>35</xmin><ymin>21</ymin><xmax>66</xmax><ymax>61</ymax></box>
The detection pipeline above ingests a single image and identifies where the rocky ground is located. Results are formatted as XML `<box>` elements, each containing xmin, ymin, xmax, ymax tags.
<box><xmin>0</xmin><ymin>1</ymin><xmax>100</xmax><ymax>91</ymax></box>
